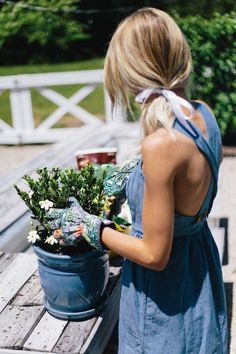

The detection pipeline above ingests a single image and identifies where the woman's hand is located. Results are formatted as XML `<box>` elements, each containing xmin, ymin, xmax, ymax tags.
<box><xmin>60</xmin><ymin>197</ymin><xmax>105</xmax><ymax>249</ymax></box>
<box><xmin>44</xmin><ymin>207</ymin><xmax>64</xmax><ymax>230</ymax></box>
<box><xmin>46</xmin><ymin>198</ymin><xmax>115</xmax><ymax>249</ymax></box>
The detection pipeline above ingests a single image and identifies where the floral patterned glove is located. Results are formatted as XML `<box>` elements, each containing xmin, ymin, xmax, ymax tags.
<box><xmin>103</xmin><ymin>156</ymin><xmax>140</xmax><ymax>213</ymax></box>
<box><xmin>44</xmin><ymin>207</ymin><xmax>64</xmax><ymax>231</ymax></box>
<box><xmin>47</xmin><ymin>198</ymin><xmax>115</xmax><ymax>249</ymax></box>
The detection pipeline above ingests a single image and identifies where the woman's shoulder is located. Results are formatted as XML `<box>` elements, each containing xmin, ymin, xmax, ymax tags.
<box><xmin>142</xmin><ymin>128</ymin><xmax>174</xmax><ymax>153</ymax></box>
<box><xmin>141</xmin><ymin>128</ymin><xmax>191</xmax><ymax>169</ymax></box>
<box><xmin>192</xmin><ymin>99</ymin><xmax>215</xmax><ymax>116</ymax></box>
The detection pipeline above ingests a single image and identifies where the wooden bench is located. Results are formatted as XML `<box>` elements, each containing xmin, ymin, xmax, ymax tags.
<box><xmin>0</xmin><ymin>251</ymin><xmax>122</xmax><ymax>354</ymax></box>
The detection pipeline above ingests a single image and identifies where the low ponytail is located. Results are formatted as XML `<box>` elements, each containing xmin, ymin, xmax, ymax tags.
<box><xmin>140</xmin><ymin>96</ymin><xmax>174</xmax><ymax>137</ymax></box>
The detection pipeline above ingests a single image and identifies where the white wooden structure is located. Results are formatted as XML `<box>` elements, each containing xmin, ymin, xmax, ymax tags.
<box><xmin>0</xmin><ymin>70</ymin><xmax>124</xmax><ymax>144</ymax></box>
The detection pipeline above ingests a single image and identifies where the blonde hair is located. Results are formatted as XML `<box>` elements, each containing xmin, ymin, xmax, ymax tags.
<box><xmin>104</xmin><ymin>7</ymin><xmax>192</xmax><ymax>137</ymax></box>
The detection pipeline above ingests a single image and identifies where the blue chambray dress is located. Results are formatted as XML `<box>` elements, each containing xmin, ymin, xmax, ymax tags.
<box><xmin>118</xmin><ymin>101</ymin><xmax>228</xmax><ymax>354</ymax></box>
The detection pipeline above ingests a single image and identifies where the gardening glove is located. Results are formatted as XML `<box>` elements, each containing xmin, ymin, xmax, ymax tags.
<box><xmin>44</xmin><ymin>207</ymin><xmax>64</xmax><ymax>230</ymax></box>
<box><xmin>103</xmin><ymin>156</ymin><xmax>140</xmax><ymax>213</ymax></box>
<box><xmin>59</xmin><ymin>197</ymin><xmax>115</xmax><ymax>249</ymax></box>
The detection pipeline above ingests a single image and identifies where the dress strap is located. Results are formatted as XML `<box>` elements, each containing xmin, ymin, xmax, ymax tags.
<box><xmin>172</xmin><ymin>104</ymin><xmax>221</xmax><ymax>219</ymax></box>
<box><xmin>193</xmin><ymin>101</ymin><xmax>222</xmax><ymax>166</ymax></box>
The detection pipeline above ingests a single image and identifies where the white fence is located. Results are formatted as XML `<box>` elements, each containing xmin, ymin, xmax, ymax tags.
<box><xmin>0</xmin><ymin>69</ymin><xmax>124</xmax><ymax>144</ymax></box>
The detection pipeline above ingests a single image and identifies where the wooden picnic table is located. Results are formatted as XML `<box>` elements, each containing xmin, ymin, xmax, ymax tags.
<box><xmin>0</xmin><ymin>251</ymin><xmax>122</xmax><ymax>354</ymax></box>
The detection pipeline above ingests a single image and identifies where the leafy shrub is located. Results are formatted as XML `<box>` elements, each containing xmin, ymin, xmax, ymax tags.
<box><xmin>176</xmin><ymin>12</ymin><xmax>236</xmax><ymax>141</ymax></box>
<box><xmin>14</xmin><ymin>165</ymin><xmax>113</xmax><ymax>253</ymax></box>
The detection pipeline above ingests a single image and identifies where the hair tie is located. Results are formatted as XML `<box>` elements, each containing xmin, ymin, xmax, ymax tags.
<box><xmin>135</xmin><ymin>88</ymin><xmax>194</xmax><ymax>124</ymax></box>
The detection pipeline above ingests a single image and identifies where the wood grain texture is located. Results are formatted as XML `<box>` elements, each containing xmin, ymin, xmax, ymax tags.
<box><xmin>11</xmin><ymin>271</ymin><xmax>43</xmax><ymax>307</ymax></box>
<box><xmin>0</xmin><ymin>253</ymin><xmax>37</xmax><ymax>314</ymax></box>
<box><xmin>52</xmin><ymin>318</ymin><xmax>97</xmax><ymax>353</ymax></box>
<box><xmin>0</xmin><ymin>349</ymin><xmax>48</xmax><ymax>354</ymax></box>
<box><xmin>80</xmin><ymin>277</ymin><xmax>122</xmax><ymax>354</ymax></box>
<box><xmin>0</xmin><ymin>305</ymin><xmax>44</xmax><ymax>349</ymax></box>
<box><xmin>23</xmin><ymin>311</ymin><xmax>68</xmax><ymax>352</ymax></box>
<box><xmin>0</xmin><ymin>253</ymin><xmax>123</xmax><ymax>353</ymax></box>
<box><xmin>0</xmin><ymin>253</ymin><xmax>17</xmax><ymax>273</ymax></box>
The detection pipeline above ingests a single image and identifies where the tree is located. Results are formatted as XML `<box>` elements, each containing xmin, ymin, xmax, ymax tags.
<box><xmin>0</xmin><ymin>0</ymin><xmax>235</xmax><ymax>63</ymax></box>
<box><xmin>0</xmin><ymin>0</ymin><xmax>87</xmax><ymax>63</ymax></box>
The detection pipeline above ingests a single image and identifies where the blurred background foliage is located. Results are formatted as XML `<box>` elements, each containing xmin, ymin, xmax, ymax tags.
<box><xmin>0</xmin><ymin>0</ymin><xmax>235</xmax><ymax>143</ymax></box>
<box><xmin>177</xmin><ymin>13</ymin><xmax>236</xmax><ymax>143</ymax></box>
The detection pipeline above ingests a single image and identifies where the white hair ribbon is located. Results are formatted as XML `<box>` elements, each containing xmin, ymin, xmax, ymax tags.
<box><xmin>135</xmin><ymin>88</ymin><xmax>194</xmax><ymax>125</ymax></box>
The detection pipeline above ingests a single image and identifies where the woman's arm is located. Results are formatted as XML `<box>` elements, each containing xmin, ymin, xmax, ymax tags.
<box><xmin>102</xmin><ymin>132</ymin><xmax>179</xmax><ymax>271</ymax></box>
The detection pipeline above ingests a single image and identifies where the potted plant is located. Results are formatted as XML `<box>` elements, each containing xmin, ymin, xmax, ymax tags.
<box><xmin>14</xmin><ymin>164</ymin><xmax>129</xmax><ymax>320</ymax></box>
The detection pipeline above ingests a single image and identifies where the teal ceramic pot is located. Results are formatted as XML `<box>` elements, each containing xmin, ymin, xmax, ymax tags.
<box><xmin>33</xmin><ymin>245</ymin><xmax>109</xmax><ymax>320</ymax></box>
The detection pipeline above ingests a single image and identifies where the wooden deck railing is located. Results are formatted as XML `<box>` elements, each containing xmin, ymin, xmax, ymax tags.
<box><xmin>0</xmin><ymin>70</ymin><xmax>124</xmax><ymax>144</ymax></box>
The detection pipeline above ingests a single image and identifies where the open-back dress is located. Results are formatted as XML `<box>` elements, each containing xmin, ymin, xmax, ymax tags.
<box><xmin>119</xmin><ymin>101</ymin><xmax>228</xmax><ymax>354</ymax></box>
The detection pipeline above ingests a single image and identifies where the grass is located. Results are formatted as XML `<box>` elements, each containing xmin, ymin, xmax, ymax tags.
<box><xmin>0</xmin><ymin>58</ymin><xmax>104</xmax><ymax>75</ymax></box>
<box><xmin>0</xmin><ymin>58</ymin><xmax>106</xmax><ymax>127</ymax></box>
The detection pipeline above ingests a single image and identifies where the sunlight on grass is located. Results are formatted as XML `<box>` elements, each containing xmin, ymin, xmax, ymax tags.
<box><xmin>31</xmin><ymin>89</ymin><xmax>58</xmax><ymax>127</ymax></box>
<box><xmin>0</xmin><ymin>58</ymin><xmax>104</xmax><ymax>76</ymax></box>
<box><xmin>0</xmin><ymin>90</ymin><xmax>12</xmax><ymax>126</ymax></box>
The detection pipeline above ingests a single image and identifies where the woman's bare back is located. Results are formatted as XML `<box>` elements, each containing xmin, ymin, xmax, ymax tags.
<box><xmin>145</xmin><ymin>101</ymin><xmax>213</xmax><ymax>217</ymax></box>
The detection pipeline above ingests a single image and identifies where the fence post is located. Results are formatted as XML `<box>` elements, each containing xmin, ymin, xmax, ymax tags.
<box><xmin>10</xmin><ymin>86</ymin><xmax>34</xmax><ymax>132</ymax></box>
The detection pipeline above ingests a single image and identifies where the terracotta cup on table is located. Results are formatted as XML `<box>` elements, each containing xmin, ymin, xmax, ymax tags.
<box><xmin>75</xmin><ymin>147</ymin><xmax>117</xmax><ymax>170</ymax></box>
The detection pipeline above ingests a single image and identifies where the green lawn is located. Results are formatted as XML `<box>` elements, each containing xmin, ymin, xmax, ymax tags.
<box><xmin>0</xmin><ymin>58</ymin><xmax>106</xmax><ymax>127</ymax></box>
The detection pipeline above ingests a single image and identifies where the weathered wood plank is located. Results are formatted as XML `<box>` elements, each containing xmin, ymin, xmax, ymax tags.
<box><xmin>24</xmin><ymin>246</ymin><xmax>34</xmax><ymax>254</ymax></box>
<box><xmin>0</xmin><ymin>122</ymin><xmax>137</xmax><ymax>195</ymax></box>
<box><xmin>0</xmin><ymin>123</ymin><xmax>108</xmax><ymax>192</ymax></box>
<box><xmin>11</xmin><ymin>271</ymin><xmax>43</xmax><ymax>307</ymax></box>
<box><xmin>23</xmin><ymin>311</ymin><xmax>68</xmax><ymax>352</ymax></box>
<box><xmin>80</xmin><ymin>277</ymin><xmax>122</xmax><ymax>354</ymax></box>
<box><xmin>0</xmin><ymin>305</ymin><xmax>44</xmax><ymax>349</ymax></box>
<box><xmin>52</xmin><ymin>318</ymin><xmax>97</xmax><ymax>353</ymax></box>
<box><xmin>0</xmin><ymin>253</ymin><xmax>37</xmax><ymax>314</ymax></box>
<box><xmin>0</xmin><ymin>253</ymin><xmax>17</xmax><ymax>273</ymax></box>
<box><xmin>0</xmin><ymin>349</ymin><xmax>47</xmax><ymax>354</ymax></box>
<box><xmin>0</xmin><ymin>255</ymin><xmax>122</xmax><ymax>353</ymax></box>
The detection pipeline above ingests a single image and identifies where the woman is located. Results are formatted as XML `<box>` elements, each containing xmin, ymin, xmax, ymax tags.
<box><xmin>48</xmin><ymin>8</ymin><xmax>228</xmax><ymax>353</ymax></box>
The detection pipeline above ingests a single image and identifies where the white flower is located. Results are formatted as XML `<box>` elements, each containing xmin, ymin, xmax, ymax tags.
<box><xmin>39</xmin><ymin>200</ymin><xmax>54</xmax><ymax>211</ymax></box>
<box><xmin>27</xmin><ymin>230</ymin><xmax>40</xmax><ymax>243</ymax></box>
<box><xmin>28</xmin><ymin>190</ymin><xmax>34</xmax><ymax>198</ymax></box>
<box><xmin>45</xmin><ymin>235</ymin><xmax>58</xmax><ymax>245</ymax></box>
<box><xmin>118</xmin><ymin>201</ymin><xmax>132</xmax><ymax>224</ymax></box>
